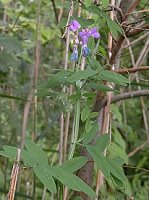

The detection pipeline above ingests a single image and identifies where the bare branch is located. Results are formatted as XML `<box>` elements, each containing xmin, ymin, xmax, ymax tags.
<box><xmin>127</xmin><ymin>24</ymin><xmax>149</xmax><ymax>37</ymax></box>
<box><xmin>114</xmin><ymin>66</ymin><xmax>149</xmax><ymax>74</ymax></box>
<box><xmin>99</xmin><ymin>90</ymin><xmax>149</xmax><ymax>110</ymax></box>
<box><xmin>128</xmin><ymin>141</ymin><xmax>148</xmax><ymax>157</ymax></box>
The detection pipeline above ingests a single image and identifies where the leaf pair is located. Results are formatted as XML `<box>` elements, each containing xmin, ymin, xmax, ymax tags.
<box><xmin>85</xmin><ymin>134</ymin><xmax>127</xmax><ymax>189</ymax></box>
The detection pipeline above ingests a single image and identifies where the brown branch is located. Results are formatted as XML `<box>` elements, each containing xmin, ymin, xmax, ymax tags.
<box><xmin>109</xmin><ymin>35</ymin><xmax>125</xmax><ymax>65</ymax></box>
<box><xmin>127</xmin><ymin>23</ymin><xmax>149</xmax><ymax>37</ymax></box>
<box><xmin>128</xmin><ymin>141</ymin><xmax>148</xmax><ymax>157</ymax></box>
<box><xmin>109</xmin><ymin>0</ymin><xmax>146</xmax><ymax>65</ymax></box>
<box><xmin>127</xmin><ymin>0</ymin><xmax>141</xmax><ymax>16</ymax></box>
<box><xmin>109</xmin><ymin>23</ymin><xmax>149</xmax><ymax>65</ymax></box>
<box><xmin>119</xmin><ymin>0</ymin><xmax>141</xmax><ymax>21</ymax></box>
<box><xmin>114</xmin><ymin>66</ymin><xmax>149</xmax><ymax>74</ymax></box>
<box><xmin>99</xmin><ymin>90</ymin><xmax>149</xmax><ymax>110</ymax></box>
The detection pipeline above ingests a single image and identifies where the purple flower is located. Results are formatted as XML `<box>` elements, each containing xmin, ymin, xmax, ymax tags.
<box><xmin>82</xmin><ymin>45</ymin><xmax>90</xmax><ymax>57</ymax></box>
<box><xmin>79</xmin><ymin>28</ymin><xmax>91</xmax><ymax>44</ymax></box>
<box><xmin>69</xmin><ymin>20</ymin><xmax>81</xmax><ymax>32</ymax></box>
<box><xmin>79</xmin><ymin>27</ymin><xmax>100</xmax><ymax>45</ymax></box>
<box><xmin>70</xmin><ymin>46</ymin><xmax>78</xmax><ymax>61</ymax></box>
<box><xmin>79</xmin><ymin>28</ymin><xmax>91</xmax><ymax>38</ymax></box>
<box><xmin>90</xmin><ymin>27</ymin><xmax>100</xmax><ymax>38</ymax></box>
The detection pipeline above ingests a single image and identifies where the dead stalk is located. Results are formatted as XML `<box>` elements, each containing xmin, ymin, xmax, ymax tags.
<box><xmin>7</xmin><ymin>149</ymin><xmax>21</xmax><ymax>200</ymax></box>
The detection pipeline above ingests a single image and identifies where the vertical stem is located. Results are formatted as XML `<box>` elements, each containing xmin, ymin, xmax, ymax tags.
<box><xmin>32</xmin><ymin>1</ymin><xmax>41</xmax><ymax>199</ymax></box>
<box><xmin>69</xmin><ymin>98</ymin><xmax>80</xmax><ymax>159</ymax></box>
<box><xmin>60</xmin><ymin>113</ymin><xmax>64</xmax><ymax>165</ymax></box>
<box><xmin>95</xmin><ymin>0</ymin><xmax>115</xmax><ymax>199</ymax></box>
<box><xmin>33</xmin><ymin>0</ymin><xmax>41</xmax><ymax>141</ymax></box>
<box><xmin>60</xmin><ymin>0</ymin><xmax>74</xmax><ymax>165</ymax></box>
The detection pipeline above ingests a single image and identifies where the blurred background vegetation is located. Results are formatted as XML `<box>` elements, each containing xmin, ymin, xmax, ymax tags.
<box><xmin>0</xmin><ymin>0</ymin><xmax>149</xmax><ymax>199</ymax></box>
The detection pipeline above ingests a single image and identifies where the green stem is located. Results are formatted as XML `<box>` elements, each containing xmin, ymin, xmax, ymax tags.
<box><xmin>69</xmin><ymin>95</ymin><xmax>80</xmax><ymax>159</ymax></box>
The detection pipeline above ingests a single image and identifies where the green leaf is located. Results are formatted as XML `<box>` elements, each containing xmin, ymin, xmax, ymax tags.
<box><xmin>51</xmin><ymin>166</ymin><xmax>96</xmax><ymax>197</ymax></box>
<box><xmin>113</xmin><ymin>128</ymin><xmax>126</xmax><ymax>150</ymax></box>
<box><xmin>86</xmin><ymin>145</ymin><xmax>127</xmax><ymax>189</ymax></box>
<box><xmin>83</xmin><ymin>92</ymin><xmax>96</xmax><ymax>98</ymax></box>
<box><xmin>102</xmin><ymin>13</ymin><xmax>122</xmax><ymax>39</ymax></box>
<box><xmin>68</xmin><ymin>93</ymin><xmax>81</xmax><ymax>101</ymax></box>
<box><xmin>0</xmin><ymin>146</ymin><xmax>17</xmax><ymax>159</ymax></box>
<box><xmin>25</xmin><ymin>139</ymin><xmax>48</xmax><ymax>167</ymax></box>
<box><xmin>108</xmin><ymin>142</ymin><xmax>128</xmax><ymax>164</ymax></box>
<box><xmin>0</xmin><ymin>52</ymin><xmax>18</xmax><ymax>73</ymax></box>
<box><xmin>86</xmin><ymin>57</ymin><xmax>103</xmax><ymax>71</ymax></box>
<box><xmin>102</xmin><ymin>0</ymin><xmax>109</xmax><ymax>8</ymax></box>
<box><xmin>81</xmin><ymin>106</ymin><xmax>90</xmax><ymax>122</ymax></box>
<box><xmin>90</xmin><ymin>112</ymin><xmax>99</xmax><ymax>118</ymax></box>
<box><xmin>98</xmin><ymin>70</ymin><xmax>129</xmax><ymax>86</ymax></box>
<box><xmin>33</xmin><ymin>165</ymin><xmax>57</xmax><ymax>193</ymax></box>
<box><xmin>107</xmin><ymin>158</ymin><xmax>126</xmax><ymax>183</ymax></box>
<box><xmin>75</xmin><ymin>17</ymin><xmax>94</xmax><ymax>27</ymax></box>
<box><xmin>83</xmin><ymin>5</ymin><xmax>122</xmax><ymax>39</ymax></box>
<box><xmin>84</xmin><ymin>0</ymin><xmax>92</xmax><ymax>7</ymax></box>
<box><xmin>95</xmin><ymin>134</ymin><xmax>110</xmax><ymax>152</ymax></box>
<box><xmin>84</xmin><ymin>4</ymin><xmax>103</xmax><ymax>16</ymax></box>
<box><xmin>83</xmin><ymin>123</ymin><xmax>99</xmax><ymax>145</ymax></box>
<box><xmin>85</xmin><ymin>118</ymin><xmax>92</xmax><ymax>132</ymax></box>
<box><xmin>111</xmin><ymin>174</ymin><xmax>126</xmax><ymax>189</ymax></box>
<box><xmin>22</xmin><ymin>150</ymin><xmax>36</xmax><ymax>167</ymax></box>
<box><xmin>67</xmin><ymin>69</ymin><xmax>97</xmax><ymax>83</ymax></box>
<box><xmin>85</xmin><ymin>82</ymin><xmax>113</xmax><ymax>91</ymax></box>
<box><xmin>0</xmin><ymin>151</ymin><xmax>16</xmax><ymax>159</ymax></box>
<box><xmin>0</xmin><ymin>33</ymin><xmax>22</xmax><ymax>54</ymax></box>
<box><xmin>111</xmin><ymin>104</ymin><xmax>122</xmax><ymax>122</ymax></box>
<box><xmin>47</xmin><ymin>70</ymin><xmax>72</xmax><ymax>88</ymax></box>
<box><xmin>61</xmin><ymin>156</ymin><xmax>88</xmax><ymax>173</ymax></box>
<box><xmin>86</xmin><ymin>145</ymin><xmax>111</xmax><ymax>178</ymax></box>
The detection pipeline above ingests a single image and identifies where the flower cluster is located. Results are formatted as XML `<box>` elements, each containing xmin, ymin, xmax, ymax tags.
<box><xmin>69</xmin><ymin>20</ymin><xmax>100</xmax><ymax>61</ymax></box>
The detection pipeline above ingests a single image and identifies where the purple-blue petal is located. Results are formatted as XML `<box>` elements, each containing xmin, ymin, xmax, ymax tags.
<box><xmin>71</xmin><ymin>46</ymin><xmax>78</xmax><ymax>61</ymax></box>
<box><xmin>70</xmin><ymin>53</ymin><xmax>78</xmax><ymax>61</ymax></box>
<box><xmin>90</xmin><ymin>27</ymin><xmax>100</xmax><ymax>38</ymax></box>
<box><xmin>91</xmin><ymin>27</ymin><xmax>97</xmax><ymax>34</ymax></box>
<box><xmin>79</xmin><ymin>31</ymin><xmax>85</xmax><ymax>38</ymax></box>
<box><xmin>93</xmin><ymin>32</ymin><xmax>100</xmax><ymax>38</ymax></box>
<box><xmin>81</xmin><ymin>36</ymin><xmax>88</xmax><ymax>44</ymax></box>
<box><xmin>82</xmin><ymin>46</ymin><xmax>90</xmax><ymax>57</ymax></box>
<box><xmin>69</xmin><ymin>20</ymin><xmax>80</xmax><ymax>32</ymax></box>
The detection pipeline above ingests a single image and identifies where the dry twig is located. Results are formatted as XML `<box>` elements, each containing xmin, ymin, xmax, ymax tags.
<box><xmin>7</xmin><ymin>149</ymin><xmax>21</xmax><ymax>200</ymax></box>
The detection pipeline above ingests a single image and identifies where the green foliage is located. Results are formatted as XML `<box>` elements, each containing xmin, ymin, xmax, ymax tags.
<box><xmin>0</xmin><ymin>33</ymin><xmax>22</xmax><ymax>54</ymax></box>
<box><xmin>87</xmin><ymin>145</ymin><xmax>127</xmax><ymax>189</ymax></box>
<box><xmin>95</xmin><ymin>134</ymin><xmax>110</xmax><ymax>152</ymax></box>
<box><xmin>85</xmin><ymin>82</ymin><xmax>113</xmax><ymax>91</ymax></box>
<box><xmin>0</xmin><ymin>0</ymin><xmax>148</xmax><ymax>199</ymax></box>
<box><xmin>98</xmin><ymin>70</ymin><xmax>129</xmax><ymax>86</ymax></box>
<box><xmin>67</xmin><ymin>69</ymin><xmax>97</xmax><ymax>83</ymax></box>
<box><xmin>75</xmin><ymin>17</ymin><xmax>95</xmax><ymax>27</ymax></box>
<box><xmin>0</xmin><ymin>139</ymin><xmax>96</xmax><ymax>197</ymax></box>
<box><xmin>102</xmin><ymin>0</ymin><xmax>110</xmax><ymax>8</ymax></box>
<box><xmin>61</xmin><ymin>156</ymin><xmax>88</xmax><ymax>172</ymax></box>
<box><xmin>83</xmin><ymin>122</ymin><xmax>99</xmax><ymax>145</ymax></box>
